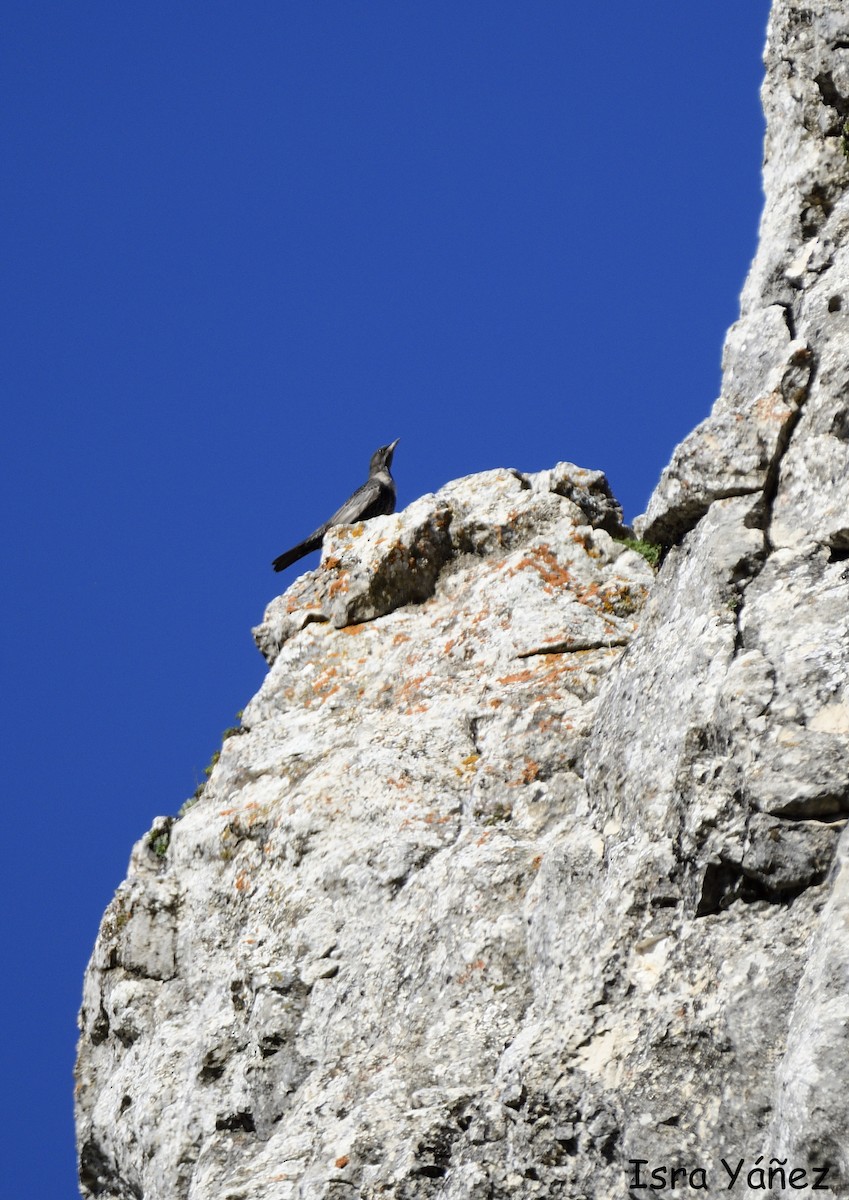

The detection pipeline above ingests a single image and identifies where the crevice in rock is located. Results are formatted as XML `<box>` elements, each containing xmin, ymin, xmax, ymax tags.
<box><xmin>381</xmin><ymin>842</ymin><xmax>443</xmax><ymax>898</ymax></box>
<box><xmin>828</xmin><ymin>406</ymin><xmax>849</xmax><ymax>440</ymax></box>
<box><xmin>89</xmin><ymin>1002</ymin><xmax>111</xmax><ymax>1046</ymax></box>
<box><xmin>815</xmin><ymin>70</ymin><xmax>849</xmax><ymax>125</ymax></box>
<box><xmin>692</xmin><ymin>772</ymin><xmax>846</xmax><ymax>917</ymax></box>
<box><xmin>199</xmin><ymin>1052</ymin><xmax>227</xmax><ymax>1082</ymax></box>
<box><xmin>730</xmin><ymin>589</ymin><xmax>745</xmax><ymax>654</ymax></box>
<box><xmin>770</xmin><ymin>794</ymin><xmax>849</xmax><ymax>820</ymax></box>
<box><xmin>79</xmin><ymin>1138</ymin><xmax>143</xmax><ymax>1200</ymax></box>
<box><xmin>800</xmin><ymin>184</ymin><xmax>836</xmax><ymax>239</ymax></box>
<box><xmin>301</xmin><ymin>611</ymin><xmax>330</xmax><ymax>629</ymax></box>
<box><xmin>468</xmin><ymin>714</ymin><xmax>483</xmax><ymax>756</ymax></box>
<box><xmin>230</xmin><ymin>978</ymin><xmax>249</xmax><ymax>1013</ymax></box>
<box><xmin>516</xmin><ymin>636</ymin><xmax>630</xmax><ymax>659</ymax></box>
<box><xmin>259</xmin><ymin>1032</ymin><xmax>286</xmax><ymax>1058</ymax></box>
<box><xmin>639</xmin><ymin>485</ymin><xmax>764</xmax><ymax>553</ymax></box>
<box><xmin>119</xmin><ymin>959</ymin><xmax>178</xmax><ymax>985</ymax></box>
<box><xmin>776</xmin><ymin>300</ymin><xmax>797</xmax><ymax>341</ymax></box>
<box><xmin>761</xmin><ymin>347</ymin><xmax>817</xmax><ymax>554</ymax></box>
<box><xmin>695</xmin><ymin>852</ymin><xmax>832</xmax><ymax>918</ymax></box>
<box><xmin>408</xmin><ymin>1121</ymin><xmax>458</xmax><ymax>1181</ymax></box>
<box><xmin>779</xmin><ymin>811</ymin><xmax>848</xmax><ymax>826</ymax></box>
<box><xmin>215</xmin><ymin>1110</ymin><xmax>256</xmax><ymax>1134</ymax></box>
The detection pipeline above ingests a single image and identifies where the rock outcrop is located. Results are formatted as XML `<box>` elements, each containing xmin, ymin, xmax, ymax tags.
<box><xmin>76</xmin><ymin>3</ymin><xmax>849</xmax><ymax>1197</ymax></box>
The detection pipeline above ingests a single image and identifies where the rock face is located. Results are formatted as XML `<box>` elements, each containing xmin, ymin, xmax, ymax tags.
<box><xmin>76</xmin><ymin>3</ymin><xmax>849</xmax><ymax>1197</ymax></box>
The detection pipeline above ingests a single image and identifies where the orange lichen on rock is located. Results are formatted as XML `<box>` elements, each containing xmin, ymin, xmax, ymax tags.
<box><xmin>508</xmin><ymin>544</ymin><xmax>572</xmax><ymax>591</ymax></box>
<box><xmin>327</xmin><ymin>573</ymin><xmax>351</xmax><ymax>598</ymax></box>
<box><xmin>311</xmin><ymin>665</ymin><xmax>342</xmax><ymax>704</ymax></box>
<box><xmin>399</xmin><ymin>808</ymin><xmax>453</xmax><ymax>830</ymax></box>
<box><xmin>455</xmin><ymin>753</ymin><xmax>480</xmax><ymax>777</ymax></box>
<box><xmin>395</xmin><ymin>673</ymin><xmax>432</xmax><ymax>715</ymax></box>
<box><xmin>754</xmin><ymin>389</ymin><xmax>792</xmax><ymax>423</ymax></box>
<box><xmin>496</xmin><ymin>669</ymin><xmax>535</xmax><ymax>687</ymax></box>
<box><xmin>519</xmin><ymin>759</ymin><xmax>540</xmax><ymax>784</ymax></box>
<box><xmin>457</xmin><ymin>959</ymin><xmax>486</xmax><ymax>985</ymax></box>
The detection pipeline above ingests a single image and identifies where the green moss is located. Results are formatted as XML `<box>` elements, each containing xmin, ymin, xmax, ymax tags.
<box><xmin>178</xmin><ymin>790</ymin><xmax>202</xmax><ymax>817</ymax></box>
<box><xmin>614</xmin><ymin>536</ymin><xmax>661</xmax><ymax>568</ymax></box>
<box><xmin>113</xmin><ymin>897</ymin><xmax>131</xmax><ymax>930</ymax></box>
<box><xmin>145</xmin><ymin>817</ymin><xmax>173</xmax><ymax>859</ymax></box>
<box><xmin>204</xmin><ymin>750</ymin><xmax>221</xmax><ymax>778</ymax></box>
<box><xmin>179</xmin><ymin>712</ymin><xmax>247</xmax><ymax>816</ymax></box>
<box><xmin>149</xmin><ymin>829</ymin><xmax>171</xmax><ymax>858</ymax></box>
<box><xmin>842</xmin><ymin>117</ymin><xmax>849</xmax><ymax>159</ymax></box>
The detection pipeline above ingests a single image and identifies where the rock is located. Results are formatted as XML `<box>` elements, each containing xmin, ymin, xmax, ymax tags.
<box><xmin>76</xmin><ymin>2</ymin><xmax>849</xmax><ymax>1196</ymax></box>
<box><xmin>76</xmin><ymin>463</ymin><xmax>654</xmax><ymax>1199</ymax></box>
<box><xmin>636</xmin><ymin>308</ymin><xmax>812</xmax><ymax>547</ymax></box>
<box><xmin>773</xmin><ymin>834</ymin><xmax>849</xmax><ymax>1185</ymax></box>
<box><xmin>253</xmin><ymin>465</ymin><xmax>631</xmax><ymax>667</ymax></box>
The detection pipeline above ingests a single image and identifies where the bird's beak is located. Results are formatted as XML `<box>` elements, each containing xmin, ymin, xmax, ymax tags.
<box><xmin>387</xmin><ymin>437</ymin><xmax>400</xmax><ymax>454</ymax></box>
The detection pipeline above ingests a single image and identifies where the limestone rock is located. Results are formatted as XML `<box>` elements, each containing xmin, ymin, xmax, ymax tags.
<box><xmin>77</xmin><ymin>2</ymin><xmax>849</xmax><ymax>1197</ymax></box>
<box><xmin>77</xmin><ymin>464</ymin><xmax>655</xmax><ymax>1199</ymax></box>
<box><xmin>636</xmin><ymin>308</ymin><xmax>812</xmax><ymax>546</ymax></box>
<box><xmin>773</xmin><ymin>833</ymin><xmax>849</xmax><ymax>1184</ymax></box>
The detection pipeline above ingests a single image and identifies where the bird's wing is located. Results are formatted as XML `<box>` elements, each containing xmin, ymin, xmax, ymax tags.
<box><xmin>273</xmin><ymin>477</ymin><xmax>395</xmax><ymax>573</ymax></box>
<box><xmin>326</xmin><ymin>477</ymin><xmax>389</xmax><ymax>527</ymax></box>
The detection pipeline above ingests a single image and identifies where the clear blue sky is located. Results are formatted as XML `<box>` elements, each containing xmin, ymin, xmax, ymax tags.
<box><xmin>2</xmin><ymin>2</ymin><xmax>770</xmax><ymax>1194</ymax></box>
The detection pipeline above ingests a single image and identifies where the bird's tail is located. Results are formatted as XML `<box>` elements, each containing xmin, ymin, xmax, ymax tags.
<box><xmin>272</xmin><ymin>533</ymin><xmax>324</xmax><ymax>573</ymax></box>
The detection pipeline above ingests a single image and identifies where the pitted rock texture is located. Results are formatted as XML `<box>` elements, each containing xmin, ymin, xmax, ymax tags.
<box><xmin>77</xmin><ymin>3</ymin><xmax>849</xmax><ymax>1197</ymax></box>
<box><xmin>76</xmin><ymin>464</ymin><xmax>656</xmax><ymax>1199</ymax></box>
<box><xmin>590</xmin><ymin>1</ymin><xmax>849</xmax><ymax>1195</ymax></box>
<box><xmin>636</xmin><ymin>306</ymin><xmax>813</xmax><ymax>546</ymax></box>
<box><xmin>253</xmin><ymin>463</ymin><xmax>631</xmax><ymax>665</ymax></box>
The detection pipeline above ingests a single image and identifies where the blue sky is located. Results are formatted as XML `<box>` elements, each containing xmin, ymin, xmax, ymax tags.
<box><xmin>2</xmin><ymin>2</ymin><xmax>770</xmax><ymax>1194</ymax></box>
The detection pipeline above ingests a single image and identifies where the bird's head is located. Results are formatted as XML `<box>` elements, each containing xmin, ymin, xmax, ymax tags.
<box><xmin>369</xmin><ymin>438</ymin><xmax>400</xmax><ymax>473</ymax></box>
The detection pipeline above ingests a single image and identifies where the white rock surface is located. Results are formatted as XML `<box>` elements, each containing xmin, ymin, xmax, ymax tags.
<box><xmin>78</xmin><ymin>466</ymin><xmax>657</xmax><ymax>1199</ymax></box>
<box><xmin>77</xmin><ymin>3</ymin><xmax>849</xmax><ymax>1196</ymax></box>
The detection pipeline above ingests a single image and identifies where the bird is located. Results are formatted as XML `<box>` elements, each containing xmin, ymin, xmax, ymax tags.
<box><xmin>272</xmin><ymin>438</ymin><xmax>400</xmax><ymax>573</ymax></box>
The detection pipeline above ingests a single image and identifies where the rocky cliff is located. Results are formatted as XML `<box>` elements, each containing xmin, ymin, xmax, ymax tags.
<box><xmin>76</xmin><ymin>2</ymin><xmax>849</xmax><ymax>1197</ymax></box>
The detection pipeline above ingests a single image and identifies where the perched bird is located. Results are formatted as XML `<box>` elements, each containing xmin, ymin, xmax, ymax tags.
<box><xmin>272</xmin><ymin>438</ymin><xmax>400</xmax><ymax>573</ymax></box>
